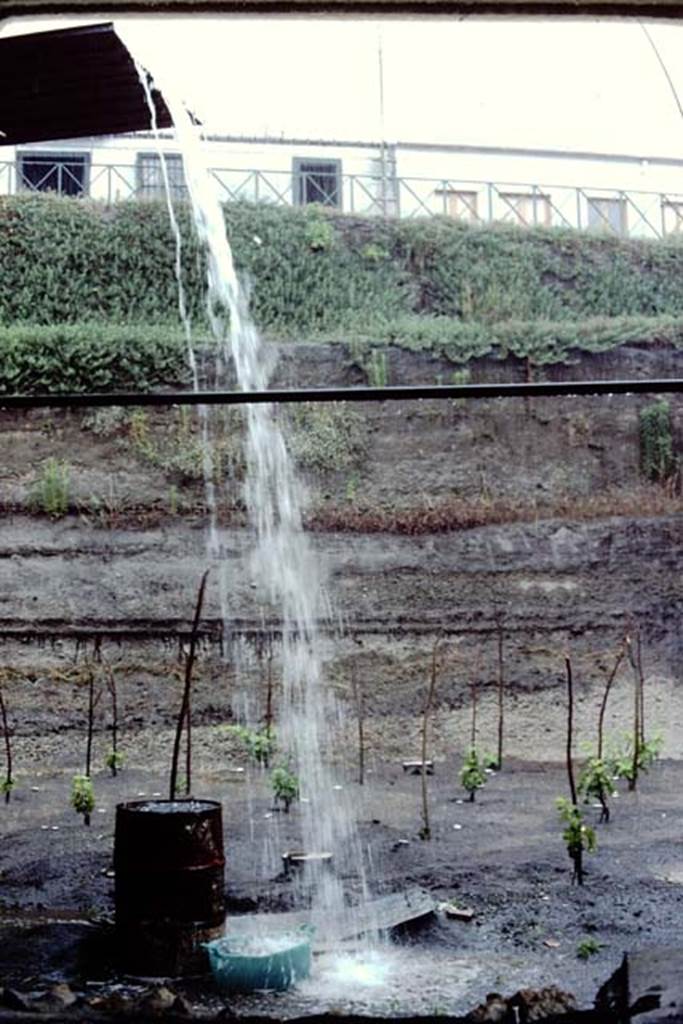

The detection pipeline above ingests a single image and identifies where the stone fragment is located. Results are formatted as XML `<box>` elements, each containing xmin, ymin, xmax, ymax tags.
<box><xmin>509</xmin><ymin>985</ymin><xmax>577</xmax><ymax>1020</ymax></box>
<box><xmin>467</xmin><ymin>991</ymin><xmax>507</xmax><ymax>1021</ymax></box>
<box><xmin>88</xmin><ymin>990</ymin><xmax>133</xmax><ymax>1014</ymax></box>
<box><xmin>0</xmin><ymin>988</ymin><xmax>32</xmax><ymax>1011</ymax></box>
<box><xmin>441</xmin><ymin>901</ymin><xmax>475</xmax><ymax>921</ymax></box>
<box><xmin>172</xmin><ymin>993</ymin><xmax>193</xmax><ymax>1016</ymax></box>
<box><xmin>138</xmin><ymin>985</ymin><xmax>177</xmax><ymax>1015</ymax></box>
<box><xmin>45</xmin><ymin>982</ymin><xmax>78</xmax><ymax>1008</ymax></box>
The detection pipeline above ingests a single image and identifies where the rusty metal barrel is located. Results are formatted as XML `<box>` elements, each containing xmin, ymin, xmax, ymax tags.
<box><xmin>114</xmin><ymin>799</ymin><xmax>225</xmax><ymax>977</ymax></box>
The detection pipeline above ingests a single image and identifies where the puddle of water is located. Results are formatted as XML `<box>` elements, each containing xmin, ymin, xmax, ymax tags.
<box><xmin>279</xmin><ymin>945</ymin><xmax>487</xmax><ymax>1015</ymax></box>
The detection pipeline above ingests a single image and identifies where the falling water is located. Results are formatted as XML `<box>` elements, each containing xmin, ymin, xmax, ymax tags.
<box><xmin>134</xmin><ymin>64</ymin><xmax>372</xmax><ymax>931</ymax></box>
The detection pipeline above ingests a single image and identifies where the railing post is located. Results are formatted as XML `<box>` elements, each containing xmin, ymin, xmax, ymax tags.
<box><xmin>254</xmin><ymin>171</ymin><xmax>260</xmax><ymax>203</ymax></box>
<box><xmin>487</xmin><ymin>183</ymin><xmax>494</xmax><ymax>224</ymax></box>
<box><xmin>442</xmin><ymin>181</ymin><xmax>448</xmax><ymax>217</ymax></box>
<box><xmin>350</xmin><ymin>175</ymin><xmax>355</xmax><ymax>214</ymax></box>
<box><xmin>576</xmin><ymin>188</ymin><xmax>582</xmax><ymax>230</ymax></box>
<box><xmin>661</xmin><ymin>194</ymin><xmax>667</xmax><ymax>239</ymax></box>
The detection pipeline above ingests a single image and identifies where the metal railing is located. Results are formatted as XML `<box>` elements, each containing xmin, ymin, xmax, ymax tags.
<box><xmin>3</xmin><ymin>379</ymin><xmax>682</xmax><ymax>411</ymax></box>
<box><xmin>2</xmin><ymin>158</ymin><xmax>683</xmax><ymax>240</ymax></box>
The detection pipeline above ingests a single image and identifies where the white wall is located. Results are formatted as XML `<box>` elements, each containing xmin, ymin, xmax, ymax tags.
<box><xmin>4</xmin><ymin>133</ymin><xmax>683</xmax><ymax>238</ymax></box>
<box><xmin>393</xmin><ymin>145</ymin><xmax>683</xmax><ymax>236</ymax></box>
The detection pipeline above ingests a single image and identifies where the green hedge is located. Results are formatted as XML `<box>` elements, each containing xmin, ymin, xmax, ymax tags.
<box><xmin>1</xmin><ymin>313</ymin><xmax>680</xmax><ymax>395</ymax></box>
<box><xmin>0</xmin><ymin>324</ymin><xmax>189</xmax><ymax>394</ymax></box>
<box><xmin>5</xmin><ymin>194</ymin><xmax>683</xmax><ymax>339</ymax></box>
<box><xmin>362</xmin><ymin>312</ymin><xmax>683</xmax><ymax>364</ymax></box>
<box><xmin>0</xmin><ymin>196</ymin><xmax>410</xmax><ymax>333</ymax></box>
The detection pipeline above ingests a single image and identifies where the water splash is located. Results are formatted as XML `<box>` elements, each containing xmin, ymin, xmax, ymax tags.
<box><xmin>133</xmin><ymin>63</ymin><xmax>372</xmax><ymax>925</ymax></box>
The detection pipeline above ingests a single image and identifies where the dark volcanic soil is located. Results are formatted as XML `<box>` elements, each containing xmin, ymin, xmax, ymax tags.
<box><xmin>1</xmin><ymin>742</ymin><xmax>682</xmax><ymax>1018</ymax></box>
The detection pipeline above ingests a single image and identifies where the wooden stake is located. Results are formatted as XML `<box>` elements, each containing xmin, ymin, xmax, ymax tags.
<box><xmin>420</xmin><ymin>638</ymin><xmax>441</xmax><ymax>840</ymax></box>
<box><xmin>170</xmin><ymin>569</ymin><xmax>209</xmax><ymax>801</ymax></box>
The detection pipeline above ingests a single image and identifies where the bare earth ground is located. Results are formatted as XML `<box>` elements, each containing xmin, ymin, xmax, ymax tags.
<box><xmin>2</xmin><ymin>705</ymin><xmax>683</xmax><ymax>1019</ymax></box>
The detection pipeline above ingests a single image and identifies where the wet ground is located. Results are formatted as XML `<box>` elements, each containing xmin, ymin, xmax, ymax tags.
<box><xmin>1</xmin><ymin>738</ymin><xmax>682</xmax><ymax>1019</ymax></box>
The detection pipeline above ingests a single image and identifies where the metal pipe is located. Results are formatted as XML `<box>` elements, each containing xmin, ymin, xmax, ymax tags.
<box><xmin>1</xmin><ymin>379</ymin><xmax>682</xmax><ymax>410</ymax></box>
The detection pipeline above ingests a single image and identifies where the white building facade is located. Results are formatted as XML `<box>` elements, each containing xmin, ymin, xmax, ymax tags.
<box><xmin>2</xmin><ymin>131</ymin><xmax>683</xmax><ymax>240</ymax></box>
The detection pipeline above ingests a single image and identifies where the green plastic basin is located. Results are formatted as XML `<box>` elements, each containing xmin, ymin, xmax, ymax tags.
<box><xmin>205</xmin><ymin>927</ymin><xmax>313</xmax><ymax>992</ymax></box>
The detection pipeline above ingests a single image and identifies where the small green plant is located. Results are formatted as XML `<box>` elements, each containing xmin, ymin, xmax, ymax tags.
<box><xmin>271</xmin><ymin>765</ymin><xmax>299</xmax><ymax>812</ymax></box>
<box><xmin>366</xmin><ymin>350</ymin><xmax>388</xmax><ymax>387</ymax></box>
<box><xmin>361</xmin><ymin>243</ymin><xmax>388</xmax><ymax>263</ymax></box>
<box><xmin>1</xmin><ymin>778</ymin><xmax>14</xmax><ymax>801</ymax></box>
<box><xmin>288</xmin><ymin>403</ymin><xmax>367</xmax><ymax>475</ymax></box>
<box><xmin>460</xmin><ymin>748</ymin><xmax>485</xmax><ymax>802</ymax></box>
<box><xmin>227</xmin><ymin>725</ymin><xmax>276</xmax><ymax>768</ymax></box>
<box><xmin>556</xmin><ymin>797</ymin><xmax>596</xmax><ymax>885</ymax></box>
<box><xmin>105</xmin><ymin>750</ymin><xmax>124</xmax><ymax>775</ymax></box>
<box><xmin>345</xmin><ymin>473</ymin><xmax>360</xmax><ymax>503</ymax></box>
<box><xmin>612</xmin><ymin>733</ymin><xmax>662</xmax><ymax>784</ymax></box>
<box><xmin>31</xmin><ymin>458</ymin><xmax>70</xmax><ymax>517</ymax></box>
<box><xmin>71</xmin><ymin>774</ymin><xmax>95</xmax><ymax>826</ymax></box>
<box><xmin>129</xmin><ymin>410</ymin><xmax>155</xmax><ymax>459</ymax></box>
<box><xmin>639</xmin><ymin>398</ymin><xmax>677</xmax><ymax>483</ymax></box>
<box><xmin>451</xmin><ymin>367</ymin><xmax>471</xmax><ymax>386</ymax></box>
<box><xmin>304</xmin><ymin>215</ymin><xmax>335</xmax><ymax>252</ymax></box>
<box><xmin>577</xmin><ymin>756</ymin><xmax>616</xmax><ymax>823</ymax></box>
<box><xmin>482</xmin><ymin>752</ymin><xmax>500</xmax><ymax>771</ymax></box>
<box><xmin>576</xmin><ymin>937</ymin><xmax>602</xmax><ymax>960</ymax></box>
<box><xmin>82</xmin><ymin>407</ymin><xmax>129</xmax><ymax>437</ymax></box>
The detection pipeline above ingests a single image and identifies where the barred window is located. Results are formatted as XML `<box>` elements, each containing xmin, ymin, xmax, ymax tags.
<box><xmin>19</xmin><ymin>152</ymin><xmax>88</xmax><ymax>196</ymax></box>
<box><xmin>498</xmin><ymin>191</ymin><xmax>552</xmax><ymax>227</ymax></box>
<box><xmin>136</xmin><ymin>152</ymin><xmax>187</xmax><ymax>200</ymax></box>
<box><xmin>662</xmin><ymin>199</ymin><xmax>683</xmax><ymax>235</ymax></box>
<box><xmin>293</xmin><ymin>158</ymin><xmax>341</xmax><ymax>208</ymax></box>
<box><xmin>586</xmin><ymin>195</ymin><xmax>627</xmax><ymax>235</ymax></box>
<box><xmin>437</xmin><ymin>189</ymin><xmax>480</xmax><ymax>223</ymax></box>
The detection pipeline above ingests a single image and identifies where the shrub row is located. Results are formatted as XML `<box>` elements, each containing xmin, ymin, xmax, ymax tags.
<box><xmin>0</xmin><ymin>324</ymin><xmax>189</xmax><ymax>394</ymax></box>
<box><xmin>1</xmin><ymin>313</ymin><xmax>682</xmax><ymax>394</ymax></box>
<box><xmin>5</xmin><ymin>194</ymin><xmax>683</xmax><ymax>340</ymax></box>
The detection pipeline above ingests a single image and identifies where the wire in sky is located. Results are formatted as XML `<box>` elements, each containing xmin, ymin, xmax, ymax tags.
<box><xmin>639</xmin><ymin>19</ymin><xmax>683</xmax><ymax>123</ymax></box>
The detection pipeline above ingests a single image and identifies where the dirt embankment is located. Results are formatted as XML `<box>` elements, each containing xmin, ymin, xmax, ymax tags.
<box><xmin>0</xmin><ymin>343</ymin><xmax>680</xmax><ymax>762</ymax></box>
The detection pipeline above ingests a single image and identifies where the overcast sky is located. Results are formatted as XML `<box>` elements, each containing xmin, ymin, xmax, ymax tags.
<box><xmin>3</xmin><ymin>14</ymin><xmax>683</xmax><ymax>157</ymax></box>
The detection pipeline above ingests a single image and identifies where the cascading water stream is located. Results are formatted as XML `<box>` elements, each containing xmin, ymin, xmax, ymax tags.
<box><xmin>132</xmin><ymin>60</ymin><xmax>375</xmax><ymax>936</ymax></box>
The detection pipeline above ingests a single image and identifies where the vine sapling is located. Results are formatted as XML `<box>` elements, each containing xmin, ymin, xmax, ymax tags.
<box><xmin>597</xmin><ymin>642</ymin><xmax>626</xmax><ymax>761</ymax></box>
<box><xmin>227</xmin><ymin>725</ymin><xmax>276</xmax><ymax>767</ymax></box>
<box><xmin>271</xmin><ymin>765</ymin><xmax>299</xmax><ymax>812</ymax></box>
<box><xmin>73</xmin><ymin>663</ymin><xmax>100</xmax><ymax>826</ymax></box>
<box><xmin>103</xmin><ymin>657</ymin><xmax>123</xmax><ymax>776</ymax></box>
<box><xmin>459</xmin><ymin>658</ymin><xmax>485</xmax><ymax>802</ymax></box>
<box><xmin>460</xmin><ymin>748</ymin><xmax>486</xmax><ymax>802</ymax></box>
<box><xmin>71</xmin><ymin>775</ymin><xmax>95</xmax><ymax>825</ymax></box>
<box><xmin>557</xmin><ymin>655</ymin><xmax>596</xmax><ymax>884</ymax></box>
<box><xmin>579</xmin><ymin>643</ymin><xmax>626</xmax><ymax>823</ymax></box>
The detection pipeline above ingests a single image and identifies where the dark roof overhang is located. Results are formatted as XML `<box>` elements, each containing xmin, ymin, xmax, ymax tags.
<box><xmin>0</xmin><ymin>21</ymin><xmax>172</xmax><ymax>146</ymax></box>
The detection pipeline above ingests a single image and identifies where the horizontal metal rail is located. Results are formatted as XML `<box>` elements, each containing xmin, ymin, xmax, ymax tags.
<box><xmin>1</xmin><ymin>379</ymin><xmax>682</xmax><ymax>410</ymax></box>
<box><xmin>3</xmin><ymin>159</ymin><xmax>683</xmax><ymax>238</ymax></box>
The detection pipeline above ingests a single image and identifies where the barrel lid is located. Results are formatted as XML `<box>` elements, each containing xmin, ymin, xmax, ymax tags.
<box><xmin>117</xmin><ymin>799</ymin><xmax>222</xmax><ymax>816</ymax></box>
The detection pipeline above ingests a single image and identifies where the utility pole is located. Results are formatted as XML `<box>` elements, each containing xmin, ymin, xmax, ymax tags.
<box><xmin>377</xmin><ymin>29</ymin><xmax>388</xmax><ymax>218</ymax></box>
